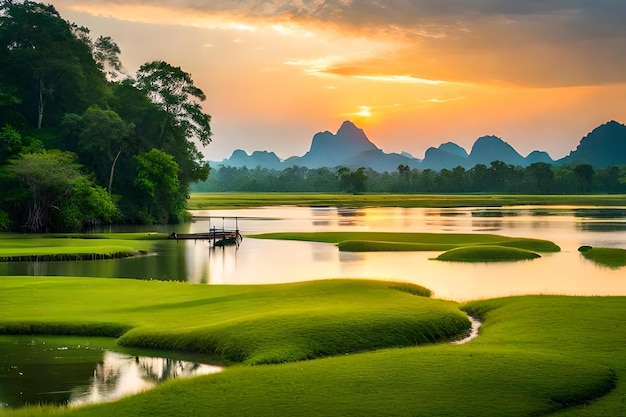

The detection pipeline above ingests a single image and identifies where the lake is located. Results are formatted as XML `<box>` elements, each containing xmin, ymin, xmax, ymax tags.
<box><xmin>1</xmin><ymin>205</ymin><xmax>625</xmax><ymax>301</ymax></box>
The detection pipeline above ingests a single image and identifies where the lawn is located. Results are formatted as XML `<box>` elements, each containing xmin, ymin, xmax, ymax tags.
<box><xmin>1</xmin><ymin>278</ymin><xmax>623</xmax><ymax>417</ymax></box>
<box><xmin>0</xmin><ymin>233</ymin><xmax>167</xmax><ymax>261</ymax></box>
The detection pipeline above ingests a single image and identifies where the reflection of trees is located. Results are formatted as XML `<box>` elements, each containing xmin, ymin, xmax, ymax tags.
<box><xmin>70</xmin><ymin>351</ymin><xmax>219</xmax><ymax>407</ymax></box>
<box><xmin>137</xmin><ymin>357</ymin><xmax>203</xmax><ymax>383</ymax></box>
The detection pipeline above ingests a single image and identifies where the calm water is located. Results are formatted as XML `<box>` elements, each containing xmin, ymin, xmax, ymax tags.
<box><xmin>1</xmin><ymin>205</ymin><xmax>626</xmax><ymax>301</ymax></box>
<box><xmin>0</xmin><ymin>336</ymin><xmax>221</xmax><ymax>408</ymax></box>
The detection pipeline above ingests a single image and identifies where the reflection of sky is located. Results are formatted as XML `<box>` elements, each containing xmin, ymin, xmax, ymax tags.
<box><xmin>70</xmin><ymin>352</ymin><xmax>221</xmax><ymax>407</ymax></box>
<box><xmin>191</xmin><ymin>206</ymin><xmax>626</xmax><ymax>301</ymax></box>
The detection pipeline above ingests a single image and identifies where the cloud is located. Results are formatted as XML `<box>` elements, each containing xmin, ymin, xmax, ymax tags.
<box><xmin>58</xmin><ymin>0</ymin><xmax>626</xmax><ymax>87</ymax></box>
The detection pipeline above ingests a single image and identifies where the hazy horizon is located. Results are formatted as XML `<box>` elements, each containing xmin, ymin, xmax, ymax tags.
<box><xmin>49</xmin><ymin>1</ymin><xmax>626</xmax><ymax>161</ymax></box>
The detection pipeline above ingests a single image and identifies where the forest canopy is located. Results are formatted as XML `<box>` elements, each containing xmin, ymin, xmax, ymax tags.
<box><xmin>0</xmin><ymin>0</ymin><xmax>211</xmax><ymax>232</ymax></box>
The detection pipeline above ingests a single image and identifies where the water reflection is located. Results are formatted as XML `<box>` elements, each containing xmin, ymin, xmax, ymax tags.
<box><xmin>0</xmin><ymin>337</ymin><xmax>221</xmax><ymax>409</ymax></box>
<box><xmin>1</xmin><ymin>205</ymin><xmax>626</xmax><ymax>301</ymax></box>
<box><xmin>70</xmin><ymin>352</ymin><xmax>220</xmax><ymax>407</ymax></box>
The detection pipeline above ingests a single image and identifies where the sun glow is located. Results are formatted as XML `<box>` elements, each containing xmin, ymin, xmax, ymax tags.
<box><xmin>358</xmin><ymin>106</ymin><xmax>371</xmax><ymax>117</ymax></box>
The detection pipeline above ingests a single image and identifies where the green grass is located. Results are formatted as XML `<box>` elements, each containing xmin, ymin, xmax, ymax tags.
<box><xmin>0</xmin><ymin>277</ymin><xmax>468</xmax><ymax>365</ymax></box>
<box><xmin>189</xmin><ymin>192</ymin><xmax>626</xmax><ymax>209</ymax></box>
<box><xmin>434</xmin><ymin>245</ymin><xmax>541</xmax><ymax>262</ymax></box>
<box><xmin>1</xmin><ymin>278</ymin><xmax>625</xmax><ymax>416</ymax></box>
<box><xmin>0</xmin><ymin>233</ymin><xmax>166</xmax><ymax>261</ymax></box>
<box><xmin>250</xmin><ymin>231</ymin><xmax>561</xmax><ymax>253</ymax></box>
<box><xmin>4</xmin><ymin>292</ymin><xmax>625</xmax><ymax>417</ymax></box>
<box><xmin>578</xmin><ymin>246</ymin><xmax>626</xmax><ymax>268</ymax></box>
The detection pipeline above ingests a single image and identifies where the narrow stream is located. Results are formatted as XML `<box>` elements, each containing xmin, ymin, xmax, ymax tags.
<box><xmin>451</xmin><ymin>316</ymin><xmax>482</xmax><ymax>345</ymax></box>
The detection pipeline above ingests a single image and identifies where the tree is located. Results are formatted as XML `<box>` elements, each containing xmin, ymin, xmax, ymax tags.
<box><xmin>0</xmin><ymin>0</ymin><xmax>108</xmax><ymax>128</ymax></box>
<box><xmin>93</xmin><ymin>35</ymin><xmax>122</xmax><ymax>79</ymax></box>
<box><xmin>397</xmin><ymin>164</ymin><xmax>411</xmax><ymax>192</ymax></box>
<box><xmin>524</xmin><ymin>162</ymin><xmax>554</xmax><ymax>194</ymax></box>
<box><xmin>135</xmin><ymin>60</ymin><xmax>212</xmax><ymax>146</ymax></box>
<box><xmin>573</xmin><ymin>163</ymin><xmax>594</xmax><ymax>193</ymax></box>
<box><xmin>133</xmin><ymin>148</ymin><xmax>184</xmax><ymax>224</ymax></box>
<box><xmin>70</xmin><ymin>105</ymin><xmax>133</xmax><ymax>192</ymax></box>
<box><xmin>5</xmin><ymin>150</ymin><xmax>117</xmax><ymax>232</ymax></box>
<box><xmin>338</xmin><ymin>167</ymin><xmax>368</xmax><ymax>194</ymax></box>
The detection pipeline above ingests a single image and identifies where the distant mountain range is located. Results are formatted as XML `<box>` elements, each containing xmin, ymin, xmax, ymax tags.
<box><xmin>212</xmin><ymin>120</ymin><xmax>626</xmax><ymax>171</ymax></box>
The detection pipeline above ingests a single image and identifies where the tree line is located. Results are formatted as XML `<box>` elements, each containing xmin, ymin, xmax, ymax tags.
<box><xmin>192</xmin><ymin>162</ymin><xmax>626</xmax><ymax>194</ymax></box>
<box><xmin>0</xmin><ymin>0</ymin><xmax>211</xmax><ymax>232</ymax></box>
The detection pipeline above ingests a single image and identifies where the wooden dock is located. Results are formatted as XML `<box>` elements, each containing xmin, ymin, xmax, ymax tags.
<box><xmin>168</xmin><ymin>217</ymin><xmax>243</xmax><ymax>247</ymax></box>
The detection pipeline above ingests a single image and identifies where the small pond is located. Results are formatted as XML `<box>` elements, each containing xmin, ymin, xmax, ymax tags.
<box><xmin>0</xmin><ymin>336</ymin><xmax>221</xmax><ymax>409</ymax></box>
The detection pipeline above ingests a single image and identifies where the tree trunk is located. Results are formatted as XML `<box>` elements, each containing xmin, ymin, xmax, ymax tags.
<box><xmin>37</xmin><ymin>79</ymin><xmax>45</xmax><ymax>129</ymax></box>
<box><xmin>108</xmin><ymin>147</ymin><xmax>122</xmax><ymax>194</ymax></box>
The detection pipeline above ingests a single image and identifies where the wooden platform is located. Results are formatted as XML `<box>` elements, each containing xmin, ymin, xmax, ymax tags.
<box><xmin>168</xmin><ymin>217</ymin><xmax>243</xmax><ymax>247</ymax></box>
<box><xmin>169</xmin><ymin>230</ymin><xmax>243</xmax><ymax>246</ymax></box>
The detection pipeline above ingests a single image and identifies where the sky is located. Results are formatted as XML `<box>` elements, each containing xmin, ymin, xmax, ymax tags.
<box><xmin>50</xmin><ymin>0</ymin><xmax>626</xmax><ymax>161</ymax></box>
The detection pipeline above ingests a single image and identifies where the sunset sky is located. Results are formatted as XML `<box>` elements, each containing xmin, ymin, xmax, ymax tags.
<box><xmin>50</xmin><ymin>0</ymin><xmax>626</xmax><ymax>161</ymax></box>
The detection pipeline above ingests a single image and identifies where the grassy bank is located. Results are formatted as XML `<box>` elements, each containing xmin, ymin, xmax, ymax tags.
<box><xmin>578</xmin><ymin>246</ymin><xmax>626</xmax><ymax>268</ymax></box>
<box><xmin>189</xmin><ymin>192</ymin><xmax>626</xmax><ymax>209</ymax></box>
<box><xmin>249</xmin><ymin>231</ymin><xmax>561</xmax><ymax>254</ymax></box>
<box><xmin>434</xmin><ymin>245</ymin><xmax>542</xmax><ymax>262</ymax></box>
<box><xmin>0</xmin><ymin>277</ymin><xmax>468</xmax><ymax>365</ymax></box>
<box><xmin>2</xmin><ymin>284</ymin><xmax>624</xmax><ymax>417</ymax></box>
<box><xmin>0</xmin><ymin>233</ymin><xmax>167</xmax><ymax>262</ymax></box>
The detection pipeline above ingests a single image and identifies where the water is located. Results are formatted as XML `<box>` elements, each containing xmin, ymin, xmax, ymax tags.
<box><xmin>0</xmin><ymin>336</ymin><xmax>221</xmax><ymax>409</ymax></box>
<box><xmin>1</xmin><ymin>205</ymin><xmax>625</xmax><ymax>301</ymax></box>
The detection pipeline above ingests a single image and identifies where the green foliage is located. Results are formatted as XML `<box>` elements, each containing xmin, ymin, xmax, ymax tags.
<box><xmin>0</xmin><ymin>1</ymin><xmax>213</xmax><ymax>230</ymax></box>
<box><xmin>136</xmin><ymin>60</ymin><xmax>212</xmax><ymax>146</ymax></box>
<box><xmin>0</xmin><ymin>210</ymin><xmax>10</xmax><ymax>231</ymax></box>
<box><xmin>194</xmin><ymin>163</ymin><xmax>626</xmax><ymax>194</ymax></box>
<box><xmin>5</xmin><ymin>150</ymin><xmax>118</xmax><ymax>232</ymax></box>
<box><xmin>72</xmin><ymin>105</ymin><xmax>133</xmax><ymax>189</ymax></box>
<box><xmin>133</xmin><ymin>149</ymin><xmax>185</xmax><ymax>223</ymax></box>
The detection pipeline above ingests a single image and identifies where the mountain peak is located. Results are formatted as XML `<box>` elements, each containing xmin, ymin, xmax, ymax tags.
<box><xmin>303</xmin><ymin>121</ymin><xmax>379</xmax><ymax>166</ymax></box>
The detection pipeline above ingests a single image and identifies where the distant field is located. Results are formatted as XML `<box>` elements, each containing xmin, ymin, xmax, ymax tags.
<box><xmin>188</xmin><ymin>192</ymin><xmax>626</xmax><ymax>209</ymax></box>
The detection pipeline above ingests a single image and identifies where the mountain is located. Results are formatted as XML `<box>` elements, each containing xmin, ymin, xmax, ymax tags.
<box><xmin>421</xmin><ymin>145</ymin><xmax>468</xmax><ymax>170</ymax></box>
<box><xmin>438</xmin><ymin>142</ymin><xmax>469</xmax><ymax>158</ymax></box>
<box><xmin>467</xmin><ymin>135</ymin><xmax>526</xmax><ymax>167</ymax></box>
<box><xmin>557</xmin><ymin>120</ymin><xmax>626</xmax><ymax>167</ymax></box>
<box><xmin>218</xmin><ymin>149</ymin><xmax>283</xmax><ymax>169</ymax></box>
<box><xmin>211</xmin><ymin>120</ymin><xmax>626</xmax><ymax>172</ymax></box>
<box><xmin>295</xmin><ymin>120</ymin><xmax>380</xmax><ymax>167</ymax></box>
<box><xmin>525</xmin><ymin>150</ymin><xmax>554</xmax><ymax>165</ymax></box>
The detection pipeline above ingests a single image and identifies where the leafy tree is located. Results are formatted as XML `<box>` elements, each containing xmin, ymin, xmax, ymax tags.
<box><xmin>69</xmin><ymin>105</ymin><xmax>133</xmax><ymax>192</ymax></box>
<box><xmin>5</xmin><ymin>150</ymin><xmax>117</xmax><ymax>232</ymax></box>
<box><xmin>135</xmin><ymin>60</ymin><xmax>212</xmax><ymax>146</ymax></box>
<box><xmin>0</xmin><ymin>0</ymin><xmax>108</xmax><ymax>128</ymax></box>
<box><xmin>524</xmin><ymin>162</ymin><xmax>554</xmax><ymax>194</ymax></box>
<box><xmin>396</xmin><ymin>164</ymin><xmax>411</xmax><ymax>192</ymax></box>
<box><xmin>573</xmin><ymin>163</ymin><xmax>595</xmax><ymax>193</ymax></box>
<box><xmin>133</xmin><ymin>148</ymin><xmax>184</xmax><ymax>224</ymax></box>
<box><xmin>93</xmin><ymin>36</ymin><xmax>123</xmax><ymax>79</ymax></box>
<box><xmin>338</xmin><ymin>167</ymin><xmax>368</xmax><ymax>194</ymax></box>
<box><xmin>0</xmin><ymin>124</ymin><xmax>22</xmax><ymax>165</ymax></box>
